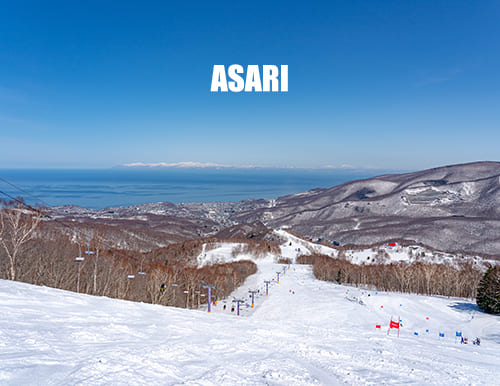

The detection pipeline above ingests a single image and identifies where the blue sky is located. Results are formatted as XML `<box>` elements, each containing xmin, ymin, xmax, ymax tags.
<box><xmin>0</xmin><ymin>1</ymin><xmax>499</xmax><ymax>169</ymax></box>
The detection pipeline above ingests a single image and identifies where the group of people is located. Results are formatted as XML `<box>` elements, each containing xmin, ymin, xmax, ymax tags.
<box><xmin>460</xmin><ymin>336</ymin><xmax>481</xmax><ymax>346</ymax></box>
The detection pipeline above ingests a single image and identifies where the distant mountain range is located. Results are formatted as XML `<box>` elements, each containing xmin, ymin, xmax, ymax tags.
<box><xmin>231</xmin><ymin>161</ymin><xmax>500</xmax><ymax>256</ymax></box>
<box><xmin>50</xmin><ymin>161</ymin><xmax>500</xmax><ymax>257</ymax></box>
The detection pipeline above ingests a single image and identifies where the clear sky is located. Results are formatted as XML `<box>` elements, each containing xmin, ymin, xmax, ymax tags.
<box><xmin>0</xmin><ymin>1</ymin><xmax>499</xmax><ymax>169</ymax></box>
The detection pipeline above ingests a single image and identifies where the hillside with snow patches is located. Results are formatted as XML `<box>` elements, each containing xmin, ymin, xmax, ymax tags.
<box><xmin>232</xmin><ymin>161</ymin><xmax>500</xmax><ymax>256</ymax></box>
<box><xmin>198</xmin><ymin>229</ymin><xmax>490</xmax><ymax>268</ymax></box>
<box><xmin>48</xmin><ymin>162</ymin><xmax>500</xmax><ymax>257</ymax></box>
<box><xmin>1</xmin><ymin>231</ymin><xmax>499</xmax><ymax>385</ymax></box>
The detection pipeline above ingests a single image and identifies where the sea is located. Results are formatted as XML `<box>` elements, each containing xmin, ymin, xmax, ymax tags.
<box><xmin>0</xmin><ymin>168</ymin><xmax>394</xmax><ymax>209</ymax></box>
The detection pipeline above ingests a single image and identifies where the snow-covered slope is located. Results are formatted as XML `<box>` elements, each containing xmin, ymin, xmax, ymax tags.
<box><xmin>273</xmin><ymin>229</ymin><xmax>488</xmax><ymax>268</ymax></box>
<box><xmin>196</xmin><ymin>242</ymin><xmax>275</xmax><ymax>267</ymax></box>
<box><xmin>1</xmin><ymin>258</ymin><xmax>499</xmax><ymax>384</ymax></box>
<box><xmin>275</xmin><ymin>229</ymin><xmax>337</xmax><ymax>260</ymax></box>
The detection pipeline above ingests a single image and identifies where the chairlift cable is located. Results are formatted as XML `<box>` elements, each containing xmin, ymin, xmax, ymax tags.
<box><xmin>0</xmin><ymin>180</ymin><xmax>143</xmax><ymax>268</ymax></box>
<box><xmin>0</xmin><ymin>177</ymin><xmax>51</xmax><ymax>208</ymax></box>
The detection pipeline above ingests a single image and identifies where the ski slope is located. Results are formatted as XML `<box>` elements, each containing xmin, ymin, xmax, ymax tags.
<box><xmin>275</xmin><ymin>229</ymin><xmax>338</xmax><ymax>260</ymax></box>
<box><xmin>274</xmin><ymin>228</ymin><xmax>489</xmax><ymax>268</ymax></box>
<box><xmin>1</xmin><ymin>257</ymin><xmax>499</xmax><ymax>385</ymax></box>
<box><xmin>197</xmin><ymin>242</ymin><xmax>275</xmax><ymax>267</ymax></box>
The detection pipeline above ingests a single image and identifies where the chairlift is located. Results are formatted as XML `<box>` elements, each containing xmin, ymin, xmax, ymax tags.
<box><xmin>127</xmin><ymin>263</ymin><xmax>135</xmax><ymax>279</ymax></box>
<box><xmin>85</xmin><ymin>250</ymin><xmax>95</xmax><ymax>255</ymax></box>
<box><xmin>74</xmin><ymin>256</ymin><xmax>85</xmax><ymax>262</ymax></box>
<box><xmin>137</xmin><ymin>256</ymin><xmax>146</xmax><ymax>276</ymax></box>
<box><xmin>183</xmin><ymin>290</ymin><xmax>189</xmax><ymax>294</ymax></box>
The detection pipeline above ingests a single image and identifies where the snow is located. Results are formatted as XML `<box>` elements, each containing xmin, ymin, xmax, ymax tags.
<box><xmin>344</xmin><ymin>244</ymin><xmax>488</xmax><ymax>267</ymax></box>
<box><xmin>272</xmin><ymin>230</ymin><xmax>487</xmax><ymax>268</ymax></box>
<box><xmin>1</xmin><ymin>253</ymin><xmax>500</xmax><ymax>385</ymax></box>
<box><xmin>275</xmin><ymin>229</ymin><xmax>337</xmax><ymax>260</ymax></box>
<box><xmin>0</xmin><ymin>231</ymin><xmax>499</xmax><ymax>384</ymax></box>
<box><xmin>196</xmin><ymin>229</ymin><xmax>339</xmax><ymax>268</ymax></box>
<box><xmin>197</xmin><ymin>242</ymin><xmax>275</xmax><ymax>267</ymax></box>
<box><xmin>198</xmin><ymin>242</ymin><xmax>244</xmax><ymax>266</ymax></box>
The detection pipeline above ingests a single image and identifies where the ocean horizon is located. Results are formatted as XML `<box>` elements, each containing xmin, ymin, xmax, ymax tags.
<box><xmin>0</xmin><ymin>168</ymin><xmax>398</xmax><ymax>209</ymax></box>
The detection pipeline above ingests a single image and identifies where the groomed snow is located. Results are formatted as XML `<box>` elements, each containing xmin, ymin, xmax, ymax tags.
<box><xmin>197</xmin><ymin>242</ymin><xmax>274</xmax><ymax>267</ymax></box>
<box><xmin>275</xmin><ymin>229</ymin><xmax>337</xmax><ymax>260</ymax></box>
<box><xmin>1</xmin><ymin>257</ymin><xmax>499</xmax><ymax>384</ymax></box>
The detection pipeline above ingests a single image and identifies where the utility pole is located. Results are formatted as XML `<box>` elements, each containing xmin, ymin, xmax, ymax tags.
<box><xmin>276</xmin><ymin>271</ymin><xmax>281</xmax><ymax>284</ymax></box>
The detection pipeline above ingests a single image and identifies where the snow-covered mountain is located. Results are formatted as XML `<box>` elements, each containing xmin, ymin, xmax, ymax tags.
<box><xmin>233</xmin><ymin>161</ymin><xmax>500</xmax><ymax>256</ymax></box>
<box><xmin>47</xmin><ymin>162</ymin><xmax>500</xmax><ymax>257</ymax></box>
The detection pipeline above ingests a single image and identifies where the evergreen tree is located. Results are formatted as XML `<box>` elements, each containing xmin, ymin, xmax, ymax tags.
<box><xmin>476</xmin><ymin>265</ymin><xmax>500</xmax><ymax>314</ymax></box>
<box><xmin>336</xmin><ymin>269</ymin><xmax>343</xmax><ymax>284</ymax></box>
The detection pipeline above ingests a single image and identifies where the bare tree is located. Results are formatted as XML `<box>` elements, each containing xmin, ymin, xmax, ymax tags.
<box><xmin>0</xmin><ymin>199</ymin><xmax>42</xmax><ymax>281</ymax></box>
<box><xmin>420</xmin><ymin>263</ymin><xmax>438</xmax><ymax>295</ymax></box>
<box><xmin>90</xmin><ymin>232</ymin><xmax>102</xmax><ymax>295</ymax></box>
<box><xmin>146</xmin><ymin>265</ymin><xmax>177</xmax><ymax>305</ymax></box>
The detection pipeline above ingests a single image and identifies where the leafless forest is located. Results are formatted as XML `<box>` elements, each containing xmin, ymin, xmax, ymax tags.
<box><xmin>297</xmin><ymin>254</ymin><xmax>483</xmax><ymax>298</ymax></box>
<box><xmin>0</xmin><ymin>200</ymin><xmax>263</xmax><ymax>308</ymax></box>
<box><xmin>0</xmin><ymin>195</ymin><xmax>492</xmax><ymax>306</ymax></box>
